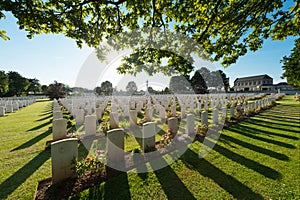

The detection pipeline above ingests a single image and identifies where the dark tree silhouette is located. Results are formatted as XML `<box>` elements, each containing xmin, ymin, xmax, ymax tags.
<box><xmin>45</xmin><ymin>81</ymin><xmax>66</xmax><ymax>100</ymax></box>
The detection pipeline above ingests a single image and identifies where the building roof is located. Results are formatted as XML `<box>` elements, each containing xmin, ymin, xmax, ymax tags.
<box><xmin>274</xmin><ymin>82</ymin><xmax>289</xmax><ymax>86</ymax></box>
<box><xmin>234</xmin><ymin>74</ymin><xmax>273</xmax><ymax>83</ymax></box>
<box><xmin>261</xmin><ymin>83</ymin><xmax>274</xmax><ymax>87</ymax></box>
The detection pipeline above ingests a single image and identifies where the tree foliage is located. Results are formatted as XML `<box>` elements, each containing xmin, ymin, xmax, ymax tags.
<box><xmin>94</xmin><ymin>86</ymin><xmax>102</xmax><ymax>96</ymax></box>
<box><xmin>100</xmin><ymin>81</ymin><xmax>113</xmax><ymax>96</ymax></box>
<box><xmin>0</xmin><ymin>70</ymin><xmax>9</xmax><ymax>96</ymax></box>
<box><xmin>190</xmin><ymin>70</ymin><xmax>208</xmax><ymax>94</ymax></box>
<box><xmin>169</xmin><ymin>75</ymin><xmax>192</xmax><ymax>93</ymax></box>
<box><xmin>1</xmin><ymin>0</ymin><xmax>299</xmax><ymax>75</ymax></box>
<box><xmin>170</xmin><ymin>67</ymin><xmax>230</xmax><ymax>93</ymax></box>
<box><xmin>7</xmin><ymin>71</ymin><xmax>30</xmax><ymax>96</ymax></box>
<box><xmin>126</xmin><ymin>81</ymin><xmax>137</xmax><ymax>94</ymax></box>
<box><xmin>26</xmin><ymin>78</ymin><xmax>41</xmax><ymax>94</ymax></box>
<box><xmin>281</xmin><ymin>38</ymin><xmax>300</xmax><ymax>88</ymax></box>
<box><xmin>45</xmin><ymin>81</ymin><xmax>66</xmax><ymax>100</ymax></box>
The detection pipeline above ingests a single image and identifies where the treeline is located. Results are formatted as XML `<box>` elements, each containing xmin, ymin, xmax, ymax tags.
<box><xmin>0</xmin><ymin>70</ymin><xmax>46</xmax><ymax>97</ymax></box>
<box><xmin>0</xmin><ymin>70</ymin><xmax>74</xmax><ymax>99</ymax></box>
<box><xmin>169</xmin><ymin>67</ymin><xmax>230</xmax><ymax>94</ymax></box>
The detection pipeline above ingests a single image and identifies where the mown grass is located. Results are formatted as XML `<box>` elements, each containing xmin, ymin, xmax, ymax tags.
<box><xmin>0</xmin><ymin>96</ymin><xmax>299</xmax><ymax>200</ymax></box>
<box><xmin>71</xmin><ymin>95</ymin><xmax>300</xmax><ymax>200</ymax></box>
<box><xmin>0</xmin><ymin>99</ymin><xmax>53</xmax><ymax>200</ymax></box>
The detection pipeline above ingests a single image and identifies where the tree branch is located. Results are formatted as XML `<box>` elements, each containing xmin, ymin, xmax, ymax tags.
<box><xmin>197</xmin><ymin>0</ymin><xmax>222</xmax><ymax>42</ymax></box>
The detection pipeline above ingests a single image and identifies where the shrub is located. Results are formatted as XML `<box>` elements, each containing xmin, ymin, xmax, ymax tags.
<box><xmin>196</xmin><ymin>123</ymin><xmax>208</xmax><ymax>136</ymax></box>
<box><xmin>72</xmin><ymin>157</ymin><xmax>104</xmax><ymax>177</ymax></box>
<box><xmin>99</xmin><ymin>121</ymin><xmax>110</xmax><ymax>134</ymax></box>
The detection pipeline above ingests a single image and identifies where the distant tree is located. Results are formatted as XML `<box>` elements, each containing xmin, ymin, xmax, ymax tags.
<box><xmin>94</xmin><ymin>86</ymin><xmax>102</xmax><ymax>95</ymax></box>
<box><xmin>26</xmin><ymin>78</ymin><xmax>41</xmax><ymax>94</ymax></box>
<box><xmin>281</xmin><ymin>38</ymin><xmax>300</xmax><ymax>88</ymax></box>
<box><xmin>217</xmin><ymin>70</ymin><xmax>230</xmax><ymax>92</ymax></box>
<box><xmin>41</xmin><ymin>85</ymin><xmax>48</xmax><ymax>94</ymax></box>
<box><xmin>209</xmin><ymin>70</ymin><xmax>230</xmax><ymax>91</ymax></box>
<box><xmin>169</xmin><ymin>75</ymin><xmax>192</xmax><ymax>93</ymax></box>
<box><xmin>190</xmin><ymin>70</ymin><xmax>208</xmax><ymax>94</ymax></box>
<box><xmin>0</xmin><ymin>70</ymin><xmax>9</xmax><ymax>96</ymax></box>
<box><xmin>45</xmin><ymin>81</ymin><xmax>66</xmax><ymax>100</ymax></box>
<box><xmin>148</xmin><ymin>86</ymin><xmax>154</xmax><ymax>94</ymax></box>
<box><xmin>7</xmin><ymin>71</ymin><xmax>29</xmax><ymax>96</ymax></box>
<box><xmin>100</xmin><ymin>81</ymin><xmax>113</xmax><ymax>96</ymax></box>
<box><xmin>164</xmin><ymin>87</ymin><xmax>171</xmax><ymax>94</ymax></box>
<box><xmin>126</xmin><ymin>81</ymin><xmax>137</xmax><ymax>94</ymax></box>
<box><xmin>62</xmin><ymin>84</ymin><xmax>73</xmax><ymax>94</ymax></box>
<box><xmin>197</xmin><ymin>67</ymin><xmax>211</xmax><ymax>86</ymax></box>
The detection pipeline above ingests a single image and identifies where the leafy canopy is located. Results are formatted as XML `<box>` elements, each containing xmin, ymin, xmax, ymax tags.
<box><xmin>1</xmin><ymin>0</ymin><xmax>299</xmax><ymax>75</ymax></box>
<box><xmin>281</xmin><ymin>38</ymin><xmax>300</xmax><ymax>88</ymax></box>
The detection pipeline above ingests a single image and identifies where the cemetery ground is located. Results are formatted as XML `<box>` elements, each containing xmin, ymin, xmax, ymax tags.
<box><xmin>0</xmin><ymin>96</ymin><xmax>299</xmax><ymax>199</ymax></box>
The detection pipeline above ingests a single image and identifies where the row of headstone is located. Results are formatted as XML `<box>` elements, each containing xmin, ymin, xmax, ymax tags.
<box><xmin>0</xmin><ymin>99</ymin><xmax>36</xmax><ymax>117</ymax></box>
<box><xmin>55</xmin><ymin>93</ymin><xmax>274</xmax><ymax>139</ymax></box>
<box><xmin>52</xmin><ymin>100</ymin><xmax>67</xmax><ymax>141</ymax></box>
<box><xmin>50</xmin><ymin>93</ymin><xmax>279</xmax><ymax>185</ymax></box>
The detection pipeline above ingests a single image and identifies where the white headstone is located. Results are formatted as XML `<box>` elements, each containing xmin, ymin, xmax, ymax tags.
<box><xmin>51</xmin><ymin>138</ymin><xmax>78</xmax><ymax>184</ymax></box>
<box><xmin>0</xmin><ymin>106</ymin><xmax>5</xmax><ymax>117</ymax></box>
<box><xmin>110</xmin><ymin>112</ymin><xmax>119</xmax><ymax>129</ymax></box>
<box><xmin>75</xmin><ymin>109</ymin><xmax>85</xmax><ymax>126</ymax></box>
<box><xmin>85</xmin><ymin>115</ymin><xmax>97</xmax><ymax>136</ymax></box>
<box><xmin>186</xmin><ymin>114</ymin><xmax>195</xmax><ymax>136</ymax></box>
<box><xmin>12</xmin><ymin>102</ymin><xmax>19</xmax><ymax>111</ymax></box>
<box><xmin>53</xmin><ymin>118</ymin><xmax>67</xmax><ymax>140</ymax></box>
<box><xmin>129</xmin><ymin>110</ymin><xmax>137</xmax><ymax>128</ymax></box>
<box><xmin>95</xmin><ymin>107</ymin><xmax>102</xmax><ymax>121</ymax></box>
<box><xmin>107</xmin><ymin>128</ymin><xmax>125</xmax><ymax>168</ymax></box>
<box><xmin>53</xmin><ymin>111</ymin><xmax>63</xmax><ymax>120</ymax></box>
<box><xmin>201</xmin><ymin>111</ymin><xmax>208</xmax><ymax>125</ymax></box>
<box><xmin>142</xmin><ymin>122</ymin><xmax>156</xmax><ymax>152</ymax></box>
<box><xmin>212</xmin><ymin>108</ymin><xmax>218</xmax><ymax>124</ymax></box>
<box><xmin>168</xmin><ymin>117</ymin><xmax>178</xmax><ymax>134</ymax></box>
<box><xmin>171</xmin><ymin>105</ymin><xmax>176</xmax><ymax>116</ymax></box>
<box><xmin>6</xmin><ymin>104</ymin><xmax>13</xmax><ymax>113</ymax></box>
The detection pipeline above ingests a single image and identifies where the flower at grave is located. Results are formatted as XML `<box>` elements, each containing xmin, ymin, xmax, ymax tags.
<box><xmin>196</xmin><ymin>123</ymin><xmax>208</xmax><ymax>136</ymax></box>
<box><xmin>160</xmin><ymin>133</ymin><xmax>173</xmax><ymax>146</ymax></box>
<box><xmin>167</xmin><ymin>128</ymin><xmax>177</xmax><ymax>138</ymax></box>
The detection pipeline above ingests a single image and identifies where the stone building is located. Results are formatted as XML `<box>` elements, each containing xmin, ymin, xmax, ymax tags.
<box><xmin>233</xmin><ymin>74</ymin><xmax>274</xmax><ymax>92</ymax></box>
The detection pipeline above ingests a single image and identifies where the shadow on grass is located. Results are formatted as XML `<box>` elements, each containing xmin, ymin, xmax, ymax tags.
<box><xmin>197</xmin><ymin>137</ymin><xmax>282</xmax><ymax>180</ymax></box>
<box><xmin>70</xmin><ymin>173</ymin><xmax>131</xmax><ymax>200</ymax></box>
<box><xmin>233</xmin><ymin>120</ymin><xmax>299</xmax><ymax>140</ymax></box>
<box><xmin>35</xmin><ymin>99</ymin><xmax>51</xmax><ymax>103</ymax></box>
<box><xmin>243</xmin><ymin>119</ymin><xmax>300</xmax><ymax>134</ymax></box>
<box><xmin>150</xmin><ymin>157</ymin><xmax>197</xmax><ymax>200</ymax></box>
<box><xmin>255</xmin><ymin>114</ymin><xmax>300</xmax><ymax>124</ymax></box>
<box><xmin>35</xmin><ymin>114</ymin><xmax>52</xmax><ymax>122</ymax></box>
<box><xmin>0</xmin><ymin>150</ymin><xmax>50</xmax><ymax>199</ymax></box>
<box><xmin>39</xmin><ymin>111</ymin><xmax>52</xmax><ymax>116</ymax></box>
<box><xmin>248</xmin><ymin>117</ymin><xmax>300</xmax><ymax>129</ymax></box>
<box><xmin>229</xmin><ymin>125</ymin><xmax>296</xmax><ymax>149</ymax></box>
<box><xmin>219</xmin><ymin>134</ymin><xmax>289</xmax><ymax>161</ymax></box>
<box><xmin>27</xmin><ymin>121</ymin><xmax>51</xmax><ymax>132</ymax></box>
<box><xmin>11</xmin><ymin>130</ymin><xmax>52</xmax><ymax>151</ymax></box>
<box><xmin>181</xmin><ymin>149</ymin><xmax>264</xmax><ymax>199</ymax></box>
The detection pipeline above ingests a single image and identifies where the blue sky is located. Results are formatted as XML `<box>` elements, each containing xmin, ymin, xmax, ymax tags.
<box><xmin>0</xmin><ymin>12</ymin><xmax>295</xmax><ymax>88</ymax></box>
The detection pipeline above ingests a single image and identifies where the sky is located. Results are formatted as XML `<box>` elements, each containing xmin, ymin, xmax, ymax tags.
<box><xmin>0</xmin><ymin>11</ymin><xmax>296</xmax><ymax>90</ymax></box>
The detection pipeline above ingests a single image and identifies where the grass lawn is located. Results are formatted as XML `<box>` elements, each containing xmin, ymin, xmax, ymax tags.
<box><xmin>72</xmin><ymin>95</ymin><xmax>300</xmax><ymax>200</ymax></box>
<box><xmin>0</xmin><ymin>96</ymin><xmax>299</xmax><ymax>199</ymax></box>
<box><xmin>0</xmin><ymin>99</ymin><xmax>53</xmax><ymax>200</ymax></box>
